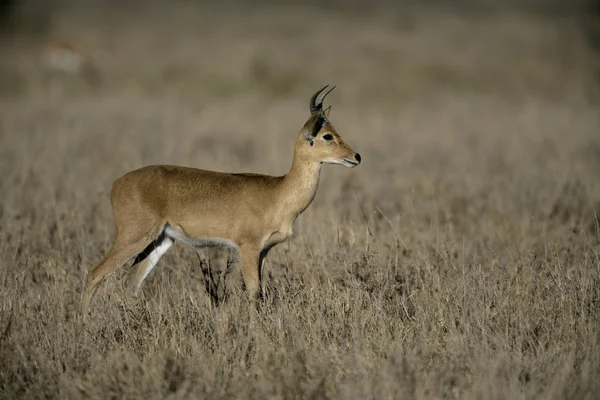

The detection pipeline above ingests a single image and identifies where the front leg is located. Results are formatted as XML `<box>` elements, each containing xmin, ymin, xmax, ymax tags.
<box><xmin>239</xmin><ymin>245</ymin><xmax>261</xmax><ymax>301</ymax></box>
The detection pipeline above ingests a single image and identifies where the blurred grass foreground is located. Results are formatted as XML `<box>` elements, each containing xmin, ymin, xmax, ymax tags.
<box><xmin>1</xmin><ymin>1</ymin><xmax>600</xmax><ymax>399</ymax></box>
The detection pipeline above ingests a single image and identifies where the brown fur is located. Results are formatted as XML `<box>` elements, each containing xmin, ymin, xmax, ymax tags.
<box><xmin>81</xmin><ymin>89</ymin><xmax>361</xmax><ymax>312</ymax></box>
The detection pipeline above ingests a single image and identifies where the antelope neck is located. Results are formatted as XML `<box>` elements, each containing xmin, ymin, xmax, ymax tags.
<box><xmin>278</xmin><ymin>153</ymin><xmax>322</xmax><ymax>217</ymax></box>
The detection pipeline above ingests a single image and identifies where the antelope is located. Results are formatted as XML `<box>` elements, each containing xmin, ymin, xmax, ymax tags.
<box><xmin>81</xmin><ymin>85</ymin><xmax>361</xmax><ymax>312</ymax></box>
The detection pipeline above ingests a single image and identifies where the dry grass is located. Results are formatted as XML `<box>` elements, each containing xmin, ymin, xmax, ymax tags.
<box><xmin>1</xmin><ymin>4</ymin><xmax>600</xmax><ymax>399</ymax></box>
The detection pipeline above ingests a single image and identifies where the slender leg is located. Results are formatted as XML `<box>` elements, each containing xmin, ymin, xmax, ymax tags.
<box><xmin>131</xmin><ymin>236</ymin><xmax>174</xmax><ymax>295</ymax></box>
<box><xmin>81</xmin><ymin>232</ymin><xmax>156</xmax><ymax>312</ymax></box>
<box><xmin>239</xmin><ymin>245</ymin><xmax>261</xmax><ymax>302</ymax></box>
<box><xmin>258</xmin><ymin>247</ymin><xmax>272</xmax><ymax>298</ymax></box>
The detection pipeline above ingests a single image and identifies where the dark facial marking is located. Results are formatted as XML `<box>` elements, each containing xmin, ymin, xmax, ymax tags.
<box><xmin>311</xmin><ymin>114</ymin><xmax>325</xmax><ymax>137</ymax></box>
<box><xmin>303</xmin><ymin>111</ymin><xmax>331</xmax><ymax>142</ymax></box>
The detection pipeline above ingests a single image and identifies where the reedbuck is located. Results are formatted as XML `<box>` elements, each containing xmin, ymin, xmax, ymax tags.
<box><xmin>81</xmin><ymin>85</ymin><xmax>361</xmax><ymax>311</ymax></box>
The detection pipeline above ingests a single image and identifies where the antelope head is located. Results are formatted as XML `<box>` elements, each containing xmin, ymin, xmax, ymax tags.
<box><xmin>298</xmin><ymin>85</ymin><xmax>361</xmax><ymax>168</ymax></box>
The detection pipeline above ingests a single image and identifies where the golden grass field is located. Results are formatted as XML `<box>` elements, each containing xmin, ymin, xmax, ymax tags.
<box><xmin>1</xmin><ymin>3</ymin><xmax>600</xmax><ymax>399</ymax></box>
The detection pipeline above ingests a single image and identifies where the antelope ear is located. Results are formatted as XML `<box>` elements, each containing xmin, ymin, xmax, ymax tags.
<box><xmin>302</xmin><ymin>113</ymin><xmax>324</xmax><ymax>141</ymax></box>
<box><xmin>324</xmin><ymin>106</ymin><xmax>331</xmax><ymax>119</ymax></box>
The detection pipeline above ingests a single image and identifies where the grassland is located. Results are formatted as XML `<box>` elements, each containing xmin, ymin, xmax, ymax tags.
<box><xmin>0</xmin><ymin>4</ymin><xmax>599</xmax><ymax>399</ymax></box>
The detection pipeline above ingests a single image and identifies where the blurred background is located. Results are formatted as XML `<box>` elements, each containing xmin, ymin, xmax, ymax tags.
<box><xmin>1</xmin><ymin>2</ymin><xmax>600</xmax><ymax>398</ymax></box>
<box><xmin>1</xmin><ymin>0</ymin><xmax>599</xmax><ymax>105</ymax></box>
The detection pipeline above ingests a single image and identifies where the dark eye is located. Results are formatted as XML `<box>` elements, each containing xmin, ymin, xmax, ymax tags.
<box><xmin>323</xmin><ymin>134</ymin><xmax>334</xmax><ymax>141</ymax></box>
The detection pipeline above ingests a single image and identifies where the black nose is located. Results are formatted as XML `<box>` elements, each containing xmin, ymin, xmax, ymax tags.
<box><xmin>355</xmin><ymin>153</ymin><xmax>361</xmax><ymax>163</ymax></box>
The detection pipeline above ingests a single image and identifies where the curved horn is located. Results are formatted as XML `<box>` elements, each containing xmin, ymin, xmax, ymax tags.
<box><xmin>309</xmin><ymin>85</ymin><xmax>329</xmax><ymax>113</ymax></box>
<box><xmin>320</xmin><ymin>85</ymin><xmax>336</xmax><ymax>107</ymax></box>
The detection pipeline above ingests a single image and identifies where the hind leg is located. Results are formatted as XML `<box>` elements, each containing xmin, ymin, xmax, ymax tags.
<box><xmin>81</xmin><ymin>229</ymin><xmax>159</xmax><ymax>313</ymax></box>
<box><xmin>130</xmin><ymin>235</ymin><xmax>174</xmax><ymax>295</ymax></box>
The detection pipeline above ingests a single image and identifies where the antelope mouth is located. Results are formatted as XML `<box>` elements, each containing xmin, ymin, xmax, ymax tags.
<box><xmin>342</xmin><ymin>158</ymin><xmax>359</xmax><ymax>167</ymax></box>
